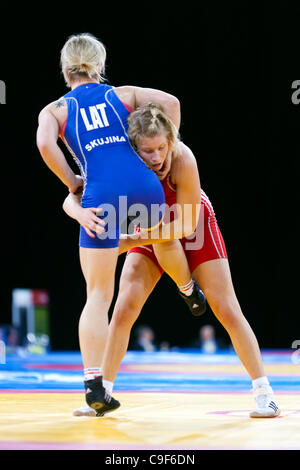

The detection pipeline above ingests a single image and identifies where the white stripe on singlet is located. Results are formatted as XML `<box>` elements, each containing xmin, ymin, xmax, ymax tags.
<box><xmin>64</xmin><ymin>96</ymin><xmax>88</xmax><ymax>196</ymax></box>
<box><xmin>201</xmin><ymin>191</ymin><xmax>226</xmax><ymax>258</ymax></box>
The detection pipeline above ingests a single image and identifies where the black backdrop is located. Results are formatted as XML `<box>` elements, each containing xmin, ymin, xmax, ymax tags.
<box><xmin>0</xmin><ymin>3</ymin><xmax>299</xmax><ymax>351</ymax></box>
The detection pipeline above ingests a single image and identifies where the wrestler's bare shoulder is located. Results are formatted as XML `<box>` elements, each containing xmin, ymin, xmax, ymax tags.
<box><xmin>113</xmin><ymin>86</ymin><xmax>136</xmax><ymax>107</ymax></box>
<box><xmin>173</xmin><ymin>142</ymin><xmax>197</xmax><ymax>170</ymax></box>
<box><xmin>169</xmin><ymin>142</ymin><xmax>198</xmax><ymax>187</ymax></box>
<box><xmin>38</xmin><ymin>98</ymin><xmax>67</xmax><ymax>127</ymax></box>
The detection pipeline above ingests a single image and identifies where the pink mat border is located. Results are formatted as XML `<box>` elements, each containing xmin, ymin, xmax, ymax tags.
<box><xmin>0</xmin><ymin>389</ymin><xmax>298</xmax><ymax>394</ymax></box>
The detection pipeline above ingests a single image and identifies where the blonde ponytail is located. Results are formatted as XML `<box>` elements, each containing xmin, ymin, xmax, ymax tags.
<box><xmin>128</xmin><ymin>102</ymin><xmax>180</xmax><ymax>151</ymax></box>
<box><xmin>60</xmin><ymin>33</ymin><xmax>106</xmax><ymax>86</ymax></box>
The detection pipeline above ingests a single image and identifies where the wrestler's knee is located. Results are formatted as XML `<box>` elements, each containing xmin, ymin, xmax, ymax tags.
<box><xmin>86</xmin><ymin>285</ymin><xmax>114</xmax><ymax>305</ymax></box>
<box><xmin>111</xmin><ymin>288</ymin><xmax>143</xmax><ymax>330</ymax></box>
<box><xmin>208</xmin><ymin>292</ymin><xmax>242</xmax><ymax>329</ymax></box>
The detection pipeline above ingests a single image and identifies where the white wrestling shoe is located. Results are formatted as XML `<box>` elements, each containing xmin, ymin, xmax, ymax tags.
<box><xmin>73</xmin><ymin>403</ymin><xmax>97</xmax><ymax>417</ymax></box>
<box><xmin>250</xmin><ymin>385</ymin><xmax>281</xmax><ymax>418</ymax></box>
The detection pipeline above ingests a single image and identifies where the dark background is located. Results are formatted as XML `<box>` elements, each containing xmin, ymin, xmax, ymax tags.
<box><xmin>0</xmin><ymin>3</ymin><xmax>299</xmax><ymax>351</ymax></box>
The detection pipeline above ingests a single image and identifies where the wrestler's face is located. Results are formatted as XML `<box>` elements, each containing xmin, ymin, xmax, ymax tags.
<box><xmin>136</xmin><ymin>133</ymin><xmax>170</xmax><ymax>173</ymax></box>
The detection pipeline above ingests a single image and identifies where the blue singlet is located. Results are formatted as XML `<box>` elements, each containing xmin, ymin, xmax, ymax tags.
<box><xmin>62</xmin><ymin>83</ymin><xmax>165</xmax><ymax>248</ymax></box>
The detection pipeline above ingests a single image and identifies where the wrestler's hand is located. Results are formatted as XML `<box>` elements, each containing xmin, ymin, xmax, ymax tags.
<box><xmin>69</xmin><ymin>175</ymin><xmax>84</xmax><ymax>194</ymax></box>
<box><xmin>78</xmin><ymin>207</ymin><xmax>106</xmax><ymax>239</ymax></box>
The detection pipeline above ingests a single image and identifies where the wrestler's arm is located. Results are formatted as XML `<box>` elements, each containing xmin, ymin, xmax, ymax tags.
<box><xmin>171</xmin><ymin>143</ymin><xmax>201</xmax><ymax>235</ymax></box>
<box><xmin>134</xmin><ymin>87</ymin><xmax>180</xmax><ymax>130</ymax></box>
<box><xmin>36</xmin><ymin>104</ymin><xmax>81</xmax><ymax>193</ymax></box>
<box><xmin>63</xmin><ymin>193</ymin><xmax>105</xmax><ymax>239</ymax></box>
<box><xmin>119</xmin><ymin>143</ymin><xmax>201</xmax><ymax>253</ymax></box>
<box><xmin>114</xmin><ymin>85</ymin><xmax>180</xmax><ymax>130</ymax></box>
<box><xmin>61</xmin><ymin>144</ymin><xmax>200</xmax><ymax>248</ymax></box>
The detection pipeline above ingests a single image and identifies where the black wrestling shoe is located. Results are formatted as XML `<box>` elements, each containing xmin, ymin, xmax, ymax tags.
<box><xmin>178</xmin><ymin>281</ymin><xmax>207</xmax><ymax>317</ymax></box>
<box><xmin>84</xmin><ymin>376</ymin><xmax>120</xmax><ymax>416</ymax></box>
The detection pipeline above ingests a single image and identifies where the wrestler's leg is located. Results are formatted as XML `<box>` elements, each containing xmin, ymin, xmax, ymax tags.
<box><xmin>193</xmin><ymin>258</ymin><xmax>265</xmax><ymax>379</ymax></box>
<box><xmin>153</xmin><ymin>240</ymin><xmax>191</xmax><ymax>286</ymax></box>
<box><xmin>153</xmin><ymin>241</ymin><xmax>206</xmax><ymax>315</ymax></box>
<box><xmin>193</xmin><ymin>258</ymin><xmax>280</xmax><ymax>417</ymax></box>
<box><xmin>79</xmin><ymin>246</ymin><xmax>119</xmax><ymax>368</ymax></box>
<box><xmin>102</xmin><ymin>252</ymin><xmax>162</xmax><ymax>383</ymax></box>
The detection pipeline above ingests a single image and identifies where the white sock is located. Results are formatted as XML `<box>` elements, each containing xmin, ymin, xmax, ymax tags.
<box><xmin>102</xmin><ymin>379</ymin><xmax>113</xmax><ymax>395</ymax></box>
<box><xmin>84</xmin><ymin>367</ymin><xmax>102</xmax><ymax>381</ymax></box>
<box><xmin>179</xmin><ymin>279</ymin><xmax>194</xmax><ymax>296</ymax></box>
<box><xmin>252</xmin><ymin>376</ymin><xmax>270</xmax><ymax>390</ymax></box>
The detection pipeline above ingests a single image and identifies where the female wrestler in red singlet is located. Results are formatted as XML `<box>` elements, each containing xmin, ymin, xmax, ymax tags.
<box><xmin>64</xmin><ymin>102</ymin><xmax>280</xmax><ymax>418</ymax></box>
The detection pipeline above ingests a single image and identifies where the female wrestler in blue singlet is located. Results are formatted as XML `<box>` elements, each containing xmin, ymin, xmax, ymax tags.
<box><xmin>36</xmin><ymin>33</ymin><xmax>204</xmax><ymax>415</ymax></box>
<box><xmin>62</xmin><ymin>81</ymin><xmax>165</xmax><ymax>248</ymax></box>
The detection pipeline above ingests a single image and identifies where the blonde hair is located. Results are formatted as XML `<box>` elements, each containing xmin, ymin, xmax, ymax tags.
<box><xmin>128</xmin><ymin>102</ymin><xmax>180</xmax><ymax>151</ymax></box>
<box><xmin>60</xmin><ymin>33</ymin><xmax>106</xmax><ymax>86</ymax></box>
